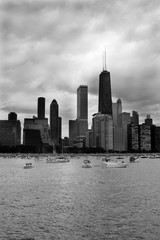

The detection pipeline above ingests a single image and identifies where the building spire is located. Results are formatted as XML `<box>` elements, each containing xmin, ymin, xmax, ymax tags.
<box><xmin>104</xmin><ymin>49</ymin><xmax>107</xmax><ymax>70</ymax></box>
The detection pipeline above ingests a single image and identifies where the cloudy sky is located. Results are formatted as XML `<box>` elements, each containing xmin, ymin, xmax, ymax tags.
<box><xmin>0</xmin><ymin>0</ymin><xmax>160</xmax><ymax>137</ymax></box>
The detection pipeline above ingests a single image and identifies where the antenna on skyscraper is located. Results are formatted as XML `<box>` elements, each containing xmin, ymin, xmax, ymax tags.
<box><xmin>102</xmin><ymin>48</ymin><xmax>107</xmax><ymax>71</ymax></box>
<box><xmin>104</xmin><ymin>48</ymin><xmax>107</xmax><ymax>71</ymax></box>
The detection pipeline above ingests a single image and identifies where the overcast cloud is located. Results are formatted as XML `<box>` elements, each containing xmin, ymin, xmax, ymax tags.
<box><xmin>0</xmin><ymin>0</ymin><xmax>160</xmax><ymax>136</ymax></box>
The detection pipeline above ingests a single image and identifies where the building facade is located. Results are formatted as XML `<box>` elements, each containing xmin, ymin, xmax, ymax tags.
<box><xmin>131</xmin><ymin>111</ymin><xmax>139</xmax><ymax>124</ymax></box>
<box><xmin>69</xmin><ymin>120</ymin><xmax>77</xmax><ymax>147</ymax></box>
<box><xmin>122</xmin><ymin>112</ymin><xmax>131</xmax><ymax>152</ymax></box>
<box><xmin>145</xmin><ymin>115</ymin><xmax>153</xmax><ymax>126</ymax></box>
<box><xmin>77</xmin><ymin>85</ymin><xmax>88</xmax><ymax>120</ymax></box>
<box><xmin>37</xmin><ymin>97</ymin><xmax>45</xmax><ymax>119</ymax></box>
<box><xmin>23</xmin><ymin>117</ymin><xmax>50</xmax><ymax>152</ymax></box>
<box><xmin>112</xmin><ymin>99</ymin><xmax>123</xmax><ymax>151</ymax></box>
<box><xmin>50</xmin><ymin>99</ymin><xmax>61</xmax><ymax>145</ymax></box>
<box><xmin>92</xmin><ymin>113</ymin><xmax>113</xmax><ymax>151</ymax></box>
<box><xmin>0</xmin><ymin>112</ymin><xmax>21</xmax><ymax>147</ymax></box>
<box><xmin>72</xmin><ymin>85</ymin><xmax>88</xmax><ymax>148</ymax></box>
<box><xmin>139</xmin><ymin>124</ymin><xmax>151</xmax><ymax>152</ymax></box>
<box><xmin>98</xmin><ymin>70</ymin><xmax>112</xmax><ymax>115</ymax></box>
<box><xmin>128</xmin><ymin>123</ymin><xmax>139</xmax><ymax>152</ymax></box>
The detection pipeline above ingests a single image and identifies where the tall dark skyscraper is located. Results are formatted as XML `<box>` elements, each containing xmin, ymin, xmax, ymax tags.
<box><xmin>98</xmin><ymin>54</ymin><xmax>112</xmax><ymax>115</ymax></box>
<box><xmin>77</xmin><ymin>85</ymin><xmax>88</xmax><ymax>120</ymax></box>
<box><xmin>131</xmin><ymin>110</ymin><xmax>139</xmax><ymax>124</ymax></box>
<box><xmin>50</xmin><ymin>99</ymin><xmax>61</xmax><ymax>145</ymax></box>
<box><xmin>37</xmin><ymin>97</ymin><xmax>45</xmax><ymax>119</ymax></box>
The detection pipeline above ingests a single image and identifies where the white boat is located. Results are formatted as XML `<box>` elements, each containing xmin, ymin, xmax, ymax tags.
<box><xmin>140</xmin><ymin>154</ymin><xmax>147</xmax><ymax>158</ymax></box>
<box><xmin>46</xmin><ymin>155</ymin><xmax>69</xmax><ymax>163</ymax></box>
<box><xmin>105</xmin><ymin>161</ymin><xmax>128</xmax><ymax>168</ymax></box>
<box><xmin>150</xmin><ymin>154</ymin><xmax>160</xmax><ymax>159</ymax></box>
<box><xmin>102</xmin><ymin>158</ymin><xmax>128</xmax><ymax>168</ymax></box>
<box><xmin>82</xmin><ymin>159</ymin><xmax>92</xmax><ymax>168</ymax></box>
<box><xmin>24</xmin><ymin>162</ymin><xmax>33</xmax><ymax>169</ymax></box>
<box><xmin>46</xmin><ymin>142</ymin><xmax>70</xmax><ymax>163</ymax></box>
<box><xmin>117</xmin><ymin>156</ymin><xmax>124</xmax><ymax>160</ymax></box>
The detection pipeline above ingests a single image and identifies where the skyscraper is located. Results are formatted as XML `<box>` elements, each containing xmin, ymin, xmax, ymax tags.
<box><xmin>98</xmin><ymin>58</ymin><xmax>112</xmax><ymax>115</ymax></box>
<box><xmin>77</xmin><ymin>85</ymin><xmax>88</xmax><ymax>120</ymax></box>
<box><xmin>139</xmin><ymin>124</ymin><xmax>151</xmax><ymax>152</ymax></box>
<box><xmin>112</xmin><ymin>99</ymin><xmax>123</xmax><ymax>151</ymax></box>
<box><xmin>131</xmin><ymin>111</ymin><xmax>139</xmax><ymax>124</ymax></box>
<box><xmin>37</xmin><ymin>97</ymin><xmax>45</xmax><ymax>119</ymax></box>
<box><xmin>112</xmin><ymin>99</ymin><xmax>122</xmax><ymax>127</ymax></box>
<box><xmin>76</xmin><ymin>85</ymin><xmax>88</xmax><ymax>147</ymax></box>
<box><xmin>122</xmin><ymin>112</ymin><xmax>131</xmax><ymax>151</ymax></box>
<box><xmin>145</xmin><ymin>115</ymin><xmax>153</xmax><ymax>126</ymax></box>
<box><xmin>69</xmin><ymin>120</ymin><xmax>77</xmax><ymax>147</ymax></box>
<box><xmin>23</xmin><ymin>117</ymin><xmax>50</xmax><ymax>152</ymax></box>
<box><xmin>50</xmin><ymin>99</ymin><xmax>61</xmax><ymax>145</ymax></box>
<box><xmin>92</xmin><ymin>113</ymin><xmax>113</xmax><ymax>151</ymax></box>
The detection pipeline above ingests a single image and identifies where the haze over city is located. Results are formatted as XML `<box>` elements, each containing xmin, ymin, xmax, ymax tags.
<box><xmin>1</xmin><ymin>0</ymin><xmax>160</xmax><ymax>137</ymax></box>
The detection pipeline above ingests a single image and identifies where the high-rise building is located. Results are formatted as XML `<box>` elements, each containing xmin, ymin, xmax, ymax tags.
<box><xmin>139</xmin><ymin>124</ymin><xmax>151</xmax><ymax>152</ymax></box>
<box><xmin>85</xmin><ymin>129</ymin><xmax>93</xmax><ymax>148</ymax></box>
<box><xmin>77</xmin><ymin>85</ymin><xmax>88</xmax><ymax>120</ymax></box>
<box><xmin>37</xmin><ymin>97</ymin><xmax>45</xmax><ymax>119</ymax></box>
<box><xmin>145</xmin><ymin>115</ymin><xmax>153</xmax><ymax>126</ymax></box>
<box><xmin>92</xmin><ymin>113</ymin><xmax>113</xmax><ymax>151</ymax></box>
<box><xmin>23</xmin><ymin>128</ymin><xmax>42</xmax><ymax>152</ymax></box>
<box><xmin>128</xmin><ymin>123</ymin><xmax>139</xmax><ymax>152</ymax></box>
<box><xmin>98</xmin><ymin>65</ymin><xmax>112</xmax><ymax>115</ymax></box>
<box><xmin>131</xmin><ymin>111</ymin><xmax>139</xmax><ymax>124</ymax></box>
<box><xmin>23</xmin><ymin>98</ymin><xmax>50</xmax><ymax>152</ymax></box>
<box><xmin>113</xmin><ymin>127</ymin><xmax>123</xmax><ymax>152</ymax></box>
<box><xmin>76</xmin><ymin>86</ymin><xmax>88</xmax><ymax>147</ymax></box>
<box><xmin>23</xmin><ymin>117</ymin><xmax>50</xmax><ymax>152</ymax></box>
<box><xmin>112</xmin><ymin>103</ymin><xmax>118</xmax><ymax>127</ymax></box>
<box><xmin>0</xmin><ymin>112</ymin><xmax>21</xmax><ymax>147</ymax></box>
<box><xmin>122</xmin><ymin>112</ymin><xmax>131</xmax><ymax>151</ymax></box>
<box><xmin>112</xmin><ymin>99</ymin><xmax>123</xmax><ymax>151</ymax></box>
<box><xmin>50</xmin><ymin>99</ymin><xmax>61</xmax><ymax>145</ymax></box>
<box><xmin>69</xmin><ymin>120</ymin><xmax>77</xmax><ymax>147</ymax></box>
<box><xmin>151</xmin><ymin>126</ymin><xmax>160</xmax><ymax>152</ymax></box>
<box><xmin>58</xmin><ymin>117</ymin><xmax>62</xmax><ymax>144</ymax></box>
<box><xmin>117</xmin><ymin>99</ymin><xmax>122</xmax><ymax>127</ymax></box>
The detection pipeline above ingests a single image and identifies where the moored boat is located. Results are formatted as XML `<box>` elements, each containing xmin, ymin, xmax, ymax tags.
<box><xmin>104</xmin><ymin>161</ymin><xmax>128</xmax><ymax>168</ymax></box>
<box><xmin>46</xmin><ymin>155</ymin><xmax>69</xmax><ymax>163</ymax></box>
<box><xmin>149</xmin><ymin>154</ymin><xmax>160</xmax><ymax>159</ymax></box>
<box><xmin>24</xmin><ymin>162</ymin><xmax>33</xmax><ymax>169</ymax></box>
<box><xmin>82</xmin><ymin>159</ymin><xmax>92</xmax><ymax>168</ymax></box>
<box><xmin>46</xmin><ymin>142</ymin><xmax>70</xmax><ymax>163</ymax></box>
<box><xmin>117</xmin><ymin>156</ymin><xmax>124</xmax><ymax>159</ymax></box>
<box><xmin>140</xmin><ymin>154</ymin><xmax>147</xmax><ymax>158</ymax></box>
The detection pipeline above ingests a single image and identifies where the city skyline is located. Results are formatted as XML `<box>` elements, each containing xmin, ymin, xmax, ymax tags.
<box><xmin>1</xmin><ymin>0</ymin><xmax>160</xmax><ymax>137</ymax></box>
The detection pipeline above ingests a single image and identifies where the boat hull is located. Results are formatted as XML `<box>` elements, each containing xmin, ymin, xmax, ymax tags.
<box><xmin>46</xmin><ymin>156</ymin><xmax>69</xmax><ymax>163</ymax></box>
<box><xmin>105</xmin><ymin>162</ymin><xmax>128</xmax><ymax>168</ymax></box>
<box><xmin>24</xmin><ymin>163</ymin><xmax>33</xmax><ymax>169</ymax></box>
<box><xmin>82</xmin><ymin>164</ymin><xmax>92</xmax><ymax>168</ymax></box>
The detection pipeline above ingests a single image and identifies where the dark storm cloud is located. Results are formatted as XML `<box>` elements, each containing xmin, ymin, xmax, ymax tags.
<box><xmin>0</xmin><ymin>0</ymin><xmax>160</xmax><ymax>135</ymax></box>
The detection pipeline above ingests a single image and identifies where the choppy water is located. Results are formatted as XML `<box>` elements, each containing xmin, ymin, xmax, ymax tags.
<box><xmin>0</xmin><ymin>155</ymin><xmax>160</xmax><ymax>240</ymax></box>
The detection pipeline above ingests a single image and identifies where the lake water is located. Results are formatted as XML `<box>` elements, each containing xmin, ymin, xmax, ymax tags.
<box><xmin>0</xmin><ymin>155</ymin><xmax>160</xmax><ymax>240</ymax></box>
